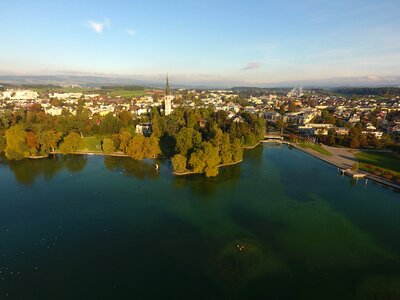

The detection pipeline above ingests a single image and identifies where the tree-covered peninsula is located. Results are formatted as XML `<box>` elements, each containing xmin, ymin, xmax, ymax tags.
<box><xmin>0</xmin><ymin>106</ymin><xmax>266</xmax><ymax>177</ymax></box>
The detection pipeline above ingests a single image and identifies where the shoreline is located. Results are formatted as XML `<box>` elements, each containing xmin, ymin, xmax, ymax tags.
<box><xmin>282</xmin><ymin>142</ymin><xmax>400</xmax><ymax>192</ymax></box>
<box><xmin>48</xmin><ymin>150</ymin><xmax>130</xmax><ymax>157</ymax></box>
<box><xmin>7</xmin><ymin>142</ymin><xmax>400</xmax><ymax>191</ymax></box>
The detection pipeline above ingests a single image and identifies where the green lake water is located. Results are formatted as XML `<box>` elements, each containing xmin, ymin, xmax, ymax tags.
<box><xmin>0</xmin><ymin>144</ymin><xmax>399</xmax><ymax>299</ymax></box>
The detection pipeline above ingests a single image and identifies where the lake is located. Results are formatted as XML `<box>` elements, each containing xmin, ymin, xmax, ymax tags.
<box><xmin>0</xmin><ymin>144</ymin><xmax>399</xmax><ymax>299</ymax></box>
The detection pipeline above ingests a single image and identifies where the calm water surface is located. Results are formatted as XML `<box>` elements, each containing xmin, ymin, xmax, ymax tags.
<box><xmin>0</xmin><ymin>144</ymin><xmax>399</xmax><ymax>299</ymax></box>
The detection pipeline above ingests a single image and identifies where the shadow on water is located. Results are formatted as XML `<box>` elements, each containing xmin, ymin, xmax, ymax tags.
<box><xmin>104</xmin><ymin>156</ymin><xmax>160</xmax><ymax>180</ymax></box>
<box><xmin>62</xmin><ymin>155</ymin><xmax>88</xmax><ymax>173</ymax></box>
<box><xmin>172</xmin><ymin>162</ymin><xmax>242</xmax><ymax>197</ymax></box>
<box><xmin>244</xmin><ymin>144</ymin><xmax>264</xmax><ymax>162</ymax></box>
<box><xmin>0</xmin><ymin>155</ymin><xmax>88</xmax><ymax>185</ymax></box>
<box><xmin>170</xmin><ymin>145</ymin><xmax>266</xmax><ymax>197</ymax></box>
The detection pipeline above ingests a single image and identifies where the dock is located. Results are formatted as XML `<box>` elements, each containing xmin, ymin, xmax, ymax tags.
<box><xmin>340</xmin><ymin>169</ymin><xmax>366</xmax><ymax>179</ymax></box>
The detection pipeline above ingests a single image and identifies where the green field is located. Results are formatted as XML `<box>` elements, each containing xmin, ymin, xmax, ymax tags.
<box><xmin>79</xmin><ymin>136</ymin><xmax>103</xmax><ymax>152</ymax></box>
<box><xmin>21</xmin><ymin>85</ymin><xmax>148</xmax><ymax>98</ymax></box>
<box><xmin>355</xmin><ymin>151</ymin><xmax>400</xmax><ymax>179</ymax></box>
<box><xmin>108</xmin><ymin>89</ymin><xmax>148</xmax><ymax>98</ymax></box>
<box><xmin>298</xmin><ymin>142</ymin><xmax>332</xmax><ymax>156</ymax></box>
<box><xmin>30</xmin><ymin>86</ymin><xmax>98</xmax><ymax>94</ymax></box>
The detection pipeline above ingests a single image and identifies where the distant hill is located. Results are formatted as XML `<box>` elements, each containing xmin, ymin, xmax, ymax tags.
<box><xmin>1</xmin><ymin>74</ymin><xmax>400</xmax><ymax>90</ymax></box>
<box><xmin>329</xmin><ymin>87</ymin><xmax>400</xmax><ymax>97</ymax></box>
<box><xmin>0</xmin><ymin>75</ymin><xmax>160</xmax><ymax>88</ymax></box>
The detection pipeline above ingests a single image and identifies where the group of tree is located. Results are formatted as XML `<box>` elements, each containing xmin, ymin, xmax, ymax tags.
<box><xmin>106</xmin><ymin>128</ymin><xmax>161</xmax><ymax>160</ymax></box>
<box><xmin>1</xmin><ymin>124</ymin><xmax>82</xmax><ymax>160</ymax></box>
<box><xmin>317</xmin><ymin>123</ymin><xmax>392</xmax><ymax>149</ymax></box>
<box><xmin>167</xmin><ymin>109</ymin><xmax>265</xmax><ymax>177</ymax></box>
<box><xmin>0</xmin><ymin>104</ymin><xmax>266</xmax><ymax>177</ymax></box>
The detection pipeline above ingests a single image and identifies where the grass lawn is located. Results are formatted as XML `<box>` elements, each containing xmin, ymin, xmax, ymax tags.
<box><xmin>109</xmin><ymin>89</ymin><xmax>148</xmax><ymax>98</ymax></box>
<box><xmin>298</xmin><ymin>142</ymin><xmax>332</xmax><ymax>156</ymax></box>
<box><xmin>355</xmin><ymin>151</ymin><xmax>400</xmax><ymax>179</ymax></box>
<box><xmin>80</xmin><ymin>136</ymin><xmax>103</xmax><ymax>152</ymax></box>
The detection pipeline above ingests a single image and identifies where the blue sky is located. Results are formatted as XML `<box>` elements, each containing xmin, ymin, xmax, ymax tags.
<box><xmin>1</xmin><ymin>0</ymin><xmax>400</xmax><ymax>85</ymax></box>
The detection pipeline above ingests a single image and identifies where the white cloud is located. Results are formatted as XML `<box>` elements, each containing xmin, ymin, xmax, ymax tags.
<box><xmin>87</xmin><ymin>18</ymin><xmax>111</xmax><ymax>34</ymax></box>
<box><xmin>242</xmin><ymin>62</ymin><xmax>263</xmax><ymax>70</ymax></box>
<box><xmin>125</xmin><ymin>29</ymin><xmax>136</xmax><ymax>36</ymax></box>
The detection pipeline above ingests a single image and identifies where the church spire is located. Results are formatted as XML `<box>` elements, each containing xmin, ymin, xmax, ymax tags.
<box><xmin>165</xmin><ymin>73</ymin><xmax>170</xmax><ymax>96</ymax></box>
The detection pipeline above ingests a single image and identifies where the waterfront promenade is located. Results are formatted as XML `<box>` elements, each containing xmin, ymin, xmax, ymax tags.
<box><xmin>292</xmin><ymin>143</ymin><xmax>400</xmax><ymax>191</ymax></box>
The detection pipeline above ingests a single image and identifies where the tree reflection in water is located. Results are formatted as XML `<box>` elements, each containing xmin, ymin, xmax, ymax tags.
<box><xmin>172</xmin><ymin>162</ymin><xmax>242</xmax><ymax>197</ymax></box>
<box><xmin>104</xmin><ymin>156</ymin><xmax>160</xmax><ymax>180</ymax></box>
<box><xmin>0</xmin><ymin>155</ymin><xmax>88</xmax><ymax>185</ymax></box>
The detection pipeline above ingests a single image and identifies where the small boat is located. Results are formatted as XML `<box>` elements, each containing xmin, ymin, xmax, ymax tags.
<box><xmin>155</xmin><ymin>164</ymin><xmax>159</xmax><ymax>171</ymax></box>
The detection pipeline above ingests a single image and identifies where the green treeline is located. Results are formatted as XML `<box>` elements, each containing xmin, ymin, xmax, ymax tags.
<box><xmin>0</xmin><ymin>106</ymin><xmax>266</xmax><ymax>177</ymax></box>
<box><xmin>162</xmin><ymin>109</ymin><xmax>266</xmax><ymax>177</ymax></box>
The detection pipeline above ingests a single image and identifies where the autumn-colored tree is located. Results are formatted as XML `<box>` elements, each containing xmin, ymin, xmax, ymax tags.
<box><xmin>5</xmin><ymin>125</ymin><xmax>29</xmax><ymax>160</ymax></box>
<box><xmin>0</xmin><ymin>135</ymin><xmax>6</xmax><ymax>154</ymax></box>
<box><xmin>118</xmin><ymin>111</ymin><xmax>132</xmax><ymax>128</ymax></box>
<box><xmin>171</xmin><ymin>154</ymin><xmax>187</xmax><ymax>173</ymax></box>
<box><xmin>118</xmin><ymin>129</ymin><xmax>132</xmax><ymax>152</ymax></box>
<box><xmin>36</xmin><ymin>129</ymin><xmax>62</xmax><ymax>153</ymax></box>
<box><xmin>102</xmin><ymin>138</ymin><xmax>115</xmax><ymax>155</ymax></box>
<box><xmin>189</xmin><ymin>142</ymin><xmax>221</xmax><ymax>177</ymax></box>
<box><xmin>231</xmin><ymin>138</ymin><xmax>243</xmax><ymax>163</ymax></box>
<box><xmin>126</xmin><ymin>134</ymin><xmax>145</xmax><ymax>160</ymax></box>
<box><xmin>59</xmin><ymin>132</ymin><xmax>83</xmax><ymax>153</ymax></box>
<box><xmin>349</xmin><ymin>127</ymin><xmax>361</xmax><ymax>149</ymax></box>
<box><xmin>143</xmin><ymin>136</ymin><xmax>161</xmax><ymax>158</ymax></box>
<box><xmin>26</xmin><ymin>131</ymin><xmax>38</xmax><ymax>154</ymax></box>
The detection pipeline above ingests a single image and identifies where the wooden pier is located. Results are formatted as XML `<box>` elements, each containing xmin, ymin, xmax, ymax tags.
<box><xmin>340</xmin><ymin>168</ymin><xmax>366</xmax><ymax>179</ymax></box>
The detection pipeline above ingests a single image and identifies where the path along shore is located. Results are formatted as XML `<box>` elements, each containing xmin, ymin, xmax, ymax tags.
<box><xmin>262</xmin><ymin>140</ymin><xmax>400</xmax><ymax>192</ymax></box>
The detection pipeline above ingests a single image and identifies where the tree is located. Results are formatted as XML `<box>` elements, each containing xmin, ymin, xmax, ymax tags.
<box><xmin>231</xmin><ymin>138</ymin><xmax>243</xmax><ymax>162</ymax></box>
<box><xmin>118</xmin><ymin>111</ymin><xmax>132</xmax><ymax>128</ymax></box>
<box><xmin>0</xmin><ymin>135</ymin><xmax>6</xmax><ymax>154</ymax></box>
<box><xmin>254</xmin><ymin>117</ymin><xmax>266</xmax><ymax>140</ymax></box>
<box><xmin>202</xmin><ymin>142</ymin><xmax>221</xmax><ymax>177</ymax></box>
<box><xmin>36</xmin><ymin>129</ymin><xmax>62</xmax><ymax>153</ymax></box>
<box><xmin>99</xmin><ymin>114</ymin><xmax>122</xmax><ymax>134</ymax></box>
<box><xmin>210</xmin><ymin>127</ymin><xmax>223</xmax><ymax>148</ymax></box>
<box><xmin>102</xmin><ymin>138</ymin><xmax>115</xmax><ymax>155</ymax></box>
<box><xmin>276</xmin><ymin>117</ymin><xmax>287</xmax><ymax>135</ymax></box>
<box><xmin>219</xmin><ymin>133</ymin><xmax>233</xmax><ymax>164</ymax></box>
<box><xmin>188</xmin><ymin>148</ymin><xmax>207</xmax><ymax>174</ymax></box>
<box><xmin>188</xmin><ymin>142</ymin><xmax>221</xmax><ymax>177</ymax></box>
<box><xmin>326</xmin><ymin>129</ymin><xmax>336</xmax><ymax>146</ymax></box>
<box><xmin>150</xmin><ymin>109</ymin><xmax>162</xmax><ymax>139</ymax></box>
<box><xmin>171</xmin><ymin>154</ymin><xmax>187</xmax><ymax>173</ymax></box>
<box><xmin>59</xmin><ymin>132</ymin><xmax>83</xmax><ymax>153</ymax></box>
<box><xmin>118</xmin><ymin>129</ymin><xmax>132</xmax><ymax>152</ymax></box>
<box><xmin>5</xmin><ymin>125</ymin><xmax>28</xmax><ymax>160</ymax></box>
<box><xmin>126</xmin><ymin>134</ymin><xmax>145</xmax><ymax>160</ymax></box>
<box><xmin>175</xmin><ymin>127</ymin><xmax>202</xmax><ymax>155</ymax></box>
<box><xmin>26</xmin><ymin>131</ymin><xmax>38</xmax><ymax>154</ymax></box>
<box><xmin>349</xmin><ymin>126</ymin><xmax>361</xmax><ymax>149</ymax></box>
<box><xmin>143</xmin><ymin>136</ymin><xmax>161</xmax><ymax>158</ymax></box>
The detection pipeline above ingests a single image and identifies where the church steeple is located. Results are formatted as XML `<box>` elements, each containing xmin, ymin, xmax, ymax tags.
<box><xmin>165</xmin><ymin>73</ymin><xmax>170</xmax><ymax>96</ymax></box>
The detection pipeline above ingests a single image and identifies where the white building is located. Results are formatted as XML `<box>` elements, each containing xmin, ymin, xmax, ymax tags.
<box><xmin>164</xmin><ymin>95</ymin><xmax>173</xmax><ymax>116</ymax></box>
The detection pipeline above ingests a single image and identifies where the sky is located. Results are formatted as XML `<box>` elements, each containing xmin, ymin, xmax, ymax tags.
<box><xmin>0</xmin><ymin>0</ymin><xmax>400</xmax><ymax>86</ymax></box>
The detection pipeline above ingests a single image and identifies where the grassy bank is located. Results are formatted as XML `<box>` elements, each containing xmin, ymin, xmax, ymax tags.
<box><xmin>297</xmin><ymin>142</ymin><xmax>332</xmax><ymax>156</ymax></box>
<box><xmin>80</xmin><ymin>136</ymin><xmax>103</xmax><ymax>152</ymax></box>
<box><xmin>355</xmin><ymin>151</ymin><xmax>400</xmax><ymax>180</ymax></box>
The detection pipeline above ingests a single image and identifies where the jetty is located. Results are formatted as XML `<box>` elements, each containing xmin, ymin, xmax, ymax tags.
<box><xmin>340</xmin><ymin>168</ymin><xmax>366</xmax><ymax>179</ymax></box>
